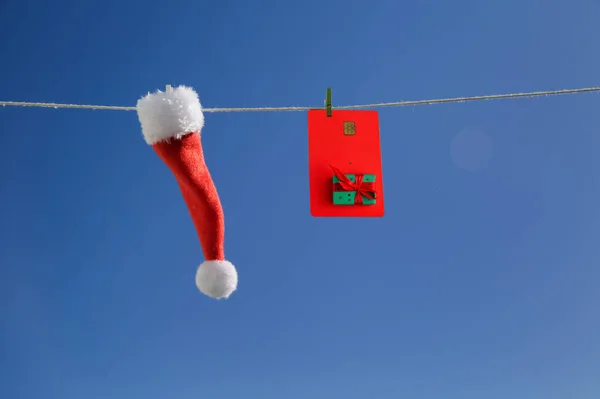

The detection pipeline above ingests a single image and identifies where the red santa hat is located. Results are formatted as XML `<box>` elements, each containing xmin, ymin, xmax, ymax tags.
<box><xmin>136</xmin><ymin>85</ymin><xmax>238</xmax><ymax>299</ymax></box>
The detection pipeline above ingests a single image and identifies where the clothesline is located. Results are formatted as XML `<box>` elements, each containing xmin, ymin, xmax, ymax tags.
<box><xmin>0</xmin><ymin>86</ymin><xmax>599</xmax><ymax>113</ymax></box>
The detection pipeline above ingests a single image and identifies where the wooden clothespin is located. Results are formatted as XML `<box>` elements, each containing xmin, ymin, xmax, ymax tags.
<box><xmin>325</xmin><ymin>88</ymin><xmax>332</xmax><ymax>117</ymax></box>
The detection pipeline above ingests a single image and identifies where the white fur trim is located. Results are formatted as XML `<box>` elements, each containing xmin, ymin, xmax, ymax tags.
<box><xmin>195</xmin><ymin>260</ymin><xmax>238</xmax><ymax>299</ymax></box>
<box><xmin>136</xmin><ymin>86</ymin><xmax>205</xmax><ymax>145</ymax></box>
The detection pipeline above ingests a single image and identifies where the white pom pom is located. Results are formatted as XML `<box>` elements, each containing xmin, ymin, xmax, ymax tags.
<box><xmin>195</xmin><ymin>260</ymin><xmax>238</xmax><ymax>299</ymax></box>
<box><xmin>136</xmin><ymin>85</ymin><xmax>204</xmax><ymax>145</ymax></box>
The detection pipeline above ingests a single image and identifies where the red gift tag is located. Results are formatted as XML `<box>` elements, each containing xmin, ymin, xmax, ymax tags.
<box><xmin>308</xmin><ymin>109</ymin><xmax>385</xmax><ymax>217</ymax></box>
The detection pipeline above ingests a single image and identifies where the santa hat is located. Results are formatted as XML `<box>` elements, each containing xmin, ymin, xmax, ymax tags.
<box><xmin>136</xmin><ymin>85</ymin><xmax>238</xmax><ymax>299</ymax></box>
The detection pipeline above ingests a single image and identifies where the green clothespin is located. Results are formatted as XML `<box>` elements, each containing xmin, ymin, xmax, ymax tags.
<box><xmin>325</xmin><ymin>88</ymin><xmax>332</xmax><ymax>117</ymax></box>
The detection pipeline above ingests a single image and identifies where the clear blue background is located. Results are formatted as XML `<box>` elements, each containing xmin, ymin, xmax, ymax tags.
<box><xmin>1</xmin><ymin>1</ymin><xmax>599</xmax><ymax>398</ymax></box>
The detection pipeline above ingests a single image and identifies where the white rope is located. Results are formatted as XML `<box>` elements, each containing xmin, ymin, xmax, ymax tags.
<box><xmin>0</xmin><ymin>86</ymin><xmax>598</xmax><ymax>113</ymax></box>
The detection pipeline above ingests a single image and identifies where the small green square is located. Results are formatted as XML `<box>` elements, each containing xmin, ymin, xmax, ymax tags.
<box><xmin>362</xmin><ymin>174</ymin><xmax>376</xmax><ymax>183</ymax></box>
<box><xmin>333</xmin><ymin>191</ymin><xmax>356</xmax><ymax>205</ymax></box>
<box><xmin>332</xmin><ymin>174</ymin><xmax>356</xmax><ymax>184</ymax></box>
<box><xmin>361</xmin><ymin>195</ymin><xmax>376</xmax><ymax>205</ymax></box>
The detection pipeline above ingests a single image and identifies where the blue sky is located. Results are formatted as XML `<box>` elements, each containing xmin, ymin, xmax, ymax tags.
<box><xmin>1</xmin><ymin>0</ymin><xmax>600</xmax><ymax>398</ymax></box>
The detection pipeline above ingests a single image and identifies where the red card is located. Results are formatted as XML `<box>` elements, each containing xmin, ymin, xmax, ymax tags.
<box><xmin>308</xmin><ymin>109</ymin><xmax>385</xmax><ymax>217</ymax></box>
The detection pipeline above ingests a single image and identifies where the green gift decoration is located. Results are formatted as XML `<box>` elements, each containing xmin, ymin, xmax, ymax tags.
<box><xmin>332</xmin><ymin>174</ymin><xmax>377</xmax><ymax>205</ymax></box>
